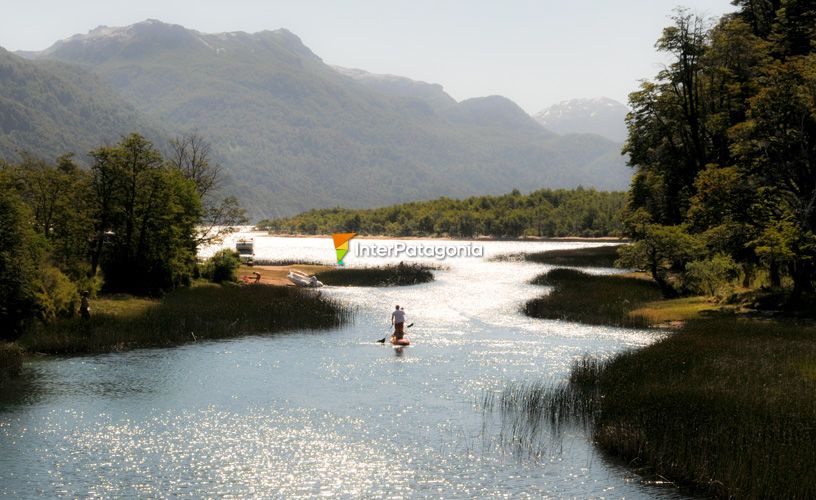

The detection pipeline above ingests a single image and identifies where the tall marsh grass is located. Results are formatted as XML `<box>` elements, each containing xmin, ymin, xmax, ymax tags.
<box><xmin>584</xmin><ymin>318</ymin><xmax>816</xmax><ymax>499</ymax></box>
<box><xmin>496</xmin><ymin>319</ymin><xmax>816</xmax><ymax>498</ymax></box>
<box><xmin>18</xmin><ymin>284</ymin><xmax>350</xmax><ymax>354</ymax></box>
<box><xmin>524</xmin><ymin>245</ymin><xmax>623</xmax><ymax>267</ymax></box>
<box><xmin>483</xmin><ymin>377</ymin><xmax>601</xmax><ymax>456</ymax></box>
<box><xmin>252</xmin><ymin>258</ymin><xmax>327</xmax><ymax>266</ymax></box>
<box><xmin>524</xmin><ymin>268</ymin><xmax>662</xmax><ymax>327</ymax></box>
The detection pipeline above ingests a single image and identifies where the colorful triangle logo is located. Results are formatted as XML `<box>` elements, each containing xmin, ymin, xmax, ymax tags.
<box><xmin>332</xmin><ymin>233</ymin><xmax>356</xmax><ymax>265</ymax></box>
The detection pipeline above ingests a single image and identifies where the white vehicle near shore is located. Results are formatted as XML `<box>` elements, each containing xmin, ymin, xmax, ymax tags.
<box><xmin>235</xmin><ymin>238</ymin><xmax>255</xmax><ymax>263</ymax></box>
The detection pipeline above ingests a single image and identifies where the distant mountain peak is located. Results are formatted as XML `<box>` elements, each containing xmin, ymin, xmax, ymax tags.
<box><xmin>332</xmin><ymin>66</ymin><xmax>456</xmax><ymax>109</ymax></box>
<box><xmin>446</xmin><ymin>95</ymin><xmax>547</xmax><ymax>132</ymax></box>
<box><xmin>534</xmin><ymin>97</ymin><xmax>629</xmax><ymax>142</ymax></box>
<box><xmin>54</xmin><ymin>19</ymin><xmax>186</xmax><ymax>44</ymax></box>
<box><xmin>36</xmin><ymin>19</ymin><xmax>199</xmax><ymax>62</ymax></box>
<box><xmin>35</xmin><ymin>20</ymin><xmax>314</xmax><ymax>62</ymax></box>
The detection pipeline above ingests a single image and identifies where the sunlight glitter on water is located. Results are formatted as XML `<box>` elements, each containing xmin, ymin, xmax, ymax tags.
<box><xmin>0</xmin><ymin>234</ymin><xmax>681</xmax><ymax>498</ymax></box>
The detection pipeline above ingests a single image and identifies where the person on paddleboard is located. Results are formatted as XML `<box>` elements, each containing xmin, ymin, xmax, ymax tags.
<box><xmin>391</xmin><ymin>305</ymin><xmax>407</xmax><ymax>341</ymax></box>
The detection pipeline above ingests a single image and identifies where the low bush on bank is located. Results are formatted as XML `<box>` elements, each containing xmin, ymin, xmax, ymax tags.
<box><xmin>18</xmin><ymin>284</ymin><xmax>350</xmax><ymax>354</ymax></box>
<box><xmin>524</xmin><ymin>269</ymin><xmax>662</xmax><ymax>327</ymax></box>
<box><xmin>201</xmin><ymin>249</ymin><xmax>242</xmax><ymax>283</ymax></box>
<box><xmin>316</xmin><ymin>263</ymin><xmax>435</xmax><ymax>287</ymax></box>
<box><xmin>0</xmin><ymin>343</ymin><xmax>23</xmax><ymax>382</ymax></box>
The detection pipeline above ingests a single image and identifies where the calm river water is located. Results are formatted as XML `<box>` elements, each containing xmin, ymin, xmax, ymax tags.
<box><xmin>1</xmin><ymin>234</ymin><xmax>680</xmax><ymax>498</ymax></box>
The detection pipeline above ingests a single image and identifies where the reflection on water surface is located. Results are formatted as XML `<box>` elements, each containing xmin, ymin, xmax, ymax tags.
<box><xmin>0</xmin><ymin>236</ymin><xmax>679</xmax><ymax>498</ymax></box>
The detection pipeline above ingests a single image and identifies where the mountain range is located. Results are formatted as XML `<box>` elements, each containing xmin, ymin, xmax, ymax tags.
<box><xmin>534</xmin><ymin>97</ymin><xmax>630</xmax><ymax>142</ymax></box>
<box><xmin>3</xmin><ymin>20</ymin><xmax>631</xmax><ymax>219</ymax></box>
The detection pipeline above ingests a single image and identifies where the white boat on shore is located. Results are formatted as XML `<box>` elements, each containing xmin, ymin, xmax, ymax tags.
<box><xmin>287</xmin><ymin>270</ymin><xmax>323</xmax><ymax>288</ymax></box>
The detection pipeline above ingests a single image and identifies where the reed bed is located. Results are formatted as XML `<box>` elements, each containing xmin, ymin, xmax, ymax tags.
<box><xmin>591</xmin><ymin>318</ymin><xmax>816</xmax><ymax>498</ymax></box>
<box><xmin>316</xmin><ymin>263</ymin><xmax>435</xmax><ymax>287</ymax></box>
<box><xmin>492</xmin><ymin>245</ymin><xmax>624</xmax><ymax>266</ymax></box>
<box><xmin>524</xmin><ymin>245</ymin><xmax>623</xmax><ymax>267</ymax></box>
<box><xmin>524</xmin><ymin>268</ymin><xmax>662</xmax><ymax>327</ymax></box>
<box><xmin>496</xmin><ymin>319</ymin><xmax>816</xmax><ymax>498</ymax></box>
<box><xmin>488</xmin><ymin>379</ymin><xmax>599</xmax><ymax>435</ymax></box>
<box><xmin>18</xmin><ymin>284</ymin><xmax>350</xmax><ymax>354</ymax></box>
<box><xmin>252</xmin><ymin>258</ymin><xmax>327</xmax><ymax>266</ymax></box>
<box><xmin>481</xmin><ymin>357</ymin><xmax>608</xmax><ymax>460</ymax></box>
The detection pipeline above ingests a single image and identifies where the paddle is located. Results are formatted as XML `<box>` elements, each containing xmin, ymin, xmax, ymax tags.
<box><xmin>376</xmin><ymin>323</ymin><xmax>413</xmax><ymax>343</ymax></box>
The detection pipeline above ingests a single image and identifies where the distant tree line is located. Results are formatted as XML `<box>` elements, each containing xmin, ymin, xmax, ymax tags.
<box><xmin>619</xmin><ymin>2</ymin><xmax>816</xmax><ymax>302</ymax></box>
<box><xmin>258</xmin><ymin>188</ymin><xmax>626</xmax><ymax>238</ymax></box>
<box><xmin>0</xmin><ymin>132</ymin><xmax>246</xmax><ymax>339</ymax></box>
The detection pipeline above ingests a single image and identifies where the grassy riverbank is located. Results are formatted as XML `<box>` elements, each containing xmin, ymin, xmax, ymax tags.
<box><xmin>315</xmin><ymin>263</ymin><xmax>435</xmax><ymax>287</ymax></box>
<box><xmin>524</xmin><ymin>268</ymin><xmax>665</xmax><ymax>328</ymax></box>
<box><xmin>575</xmin><ymin>319</ymin><xmax>816</xmax><ymax>498</ymax></box>
<box><xmin>18</xmin><ymin>283</ymin><xmax>350</xmax><ymax>355</ymax></box>
<box><xmin>519</xmin><ymin>265</ymin><xmax>816</xmax><ymax>498</ymax></box>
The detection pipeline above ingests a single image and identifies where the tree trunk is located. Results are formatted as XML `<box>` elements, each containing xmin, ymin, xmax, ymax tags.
<box><xmin>769</xmin><ymin>259</ymin><xmax>781</xmax><ymax>287</ymax></box>
<box><xmin>742</xmin><ymin>262</ymin><xmax>754</xmax><ymax>288</ymax></box>
<box><xmin>790</xmin><ymin>259</ymin><xmax>814</xmax><ymax>303</ymax></box>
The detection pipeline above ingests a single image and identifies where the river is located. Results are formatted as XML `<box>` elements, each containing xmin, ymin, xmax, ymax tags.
<box><xmin>0</xmin><ymin>234</ymin><xmax>679</xmax><ymax>498</ymax></box>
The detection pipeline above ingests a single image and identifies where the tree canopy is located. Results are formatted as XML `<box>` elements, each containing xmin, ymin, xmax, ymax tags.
<box><xmin>0</xmin><ymin>133</ymin><xmax>240</xmax><ymax>339</ymax></box>
<box><xmin>259</xmin><ymin>188</ymin><xmax>626</xmax><ymax>239</ymax></box>
<box><xmin>622</xmin><ymin>1</ymin><xmax>816</xmax><ymax>302</ymax></box>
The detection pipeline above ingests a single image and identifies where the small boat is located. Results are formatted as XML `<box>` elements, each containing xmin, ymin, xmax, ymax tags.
<box><xmin>287</xmin><ymin>270</ymin><xmax>324</xmax><ymax>288</ymax></box>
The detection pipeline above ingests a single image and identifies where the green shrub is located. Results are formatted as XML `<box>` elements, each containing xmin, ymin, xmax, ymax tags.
<box><xmin>33</xmin><ymin>266</ymin><xmax>79</xmax><ymax>321</ymax></box>
<box><xmin>0</xmin><ymin>187</ymin><xmax>41</xmax><ymax>339</ymax></box>
<box><xmin>202</xmin><ymin>249</ymin><xmax>241</xmax><ymax>283</ymax></box>
<box><xmin>683</xmin><ymin>254</ymin><xmax>740</xmax><ymax>298</ymax></box>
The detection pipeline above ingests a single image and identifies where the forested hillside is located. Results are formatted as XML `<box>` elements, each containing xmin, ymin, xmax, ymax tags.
<box><xmin>259</xmin><ymin>188</ymin><xmax>625</xmax><ymax>238</ymax></box>
<box><xmin>22</xmin><ymin>20</ymin><xmax>631</xmax><ymax>220</ymax></box>
<box><xmin>0</xmin><ymin>48</ymin><xmax>161</xmax><ymax>161</ymax></box>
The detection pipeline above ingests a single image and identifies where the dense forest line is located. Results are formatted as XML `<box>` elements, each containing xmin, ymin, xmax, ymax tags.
<box><xmin>258</xmin><ymin>188</ymin><xmax>626</xmax><ymax>238</ymax></box>
<box><xmin>0</xmin><ymin>133</ymin><xmax>245</xmax><ymax>340</ymax></box>
<box><xmin>619</xmin><ymin>1</ymin><xmax>816</xmax><ymax>304</ymax></box>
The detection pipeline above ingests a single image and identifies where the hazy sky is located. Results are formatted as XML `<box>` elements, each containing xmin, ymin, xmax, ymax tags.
<box><xmin>1</xmin><ymin>0</ymin><xmax>735</xmax><ymax>113</ymax></box>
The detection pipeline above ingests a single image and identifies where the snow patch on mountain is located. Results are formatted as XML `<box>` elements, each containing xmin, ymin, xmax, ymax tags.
<box><xmin>534</xmin><ymin>97</ymin><xmax>629</xmax><ymax>142</ymax></box>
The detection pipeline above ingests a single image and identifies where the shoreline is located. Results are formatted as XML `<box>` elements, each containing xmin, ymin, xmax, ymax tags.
<box><xmin>14</xmin><ymin>283</ymin><xmax>350</xmax><ymax>356</ymax></box>
<box><xmin>253</xmin><ymin>231</ymin><xmax>628</xmax><ymax>243</ymax></box>
<box><xmin>520</xmin><ymin>265</ymin><xmax>816</xmax><ymax>498</ymax></box>
<box><xmin>242</xmin><ymin>264</ymin><xmax>332</xmax><ymax>286</ymax></box>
